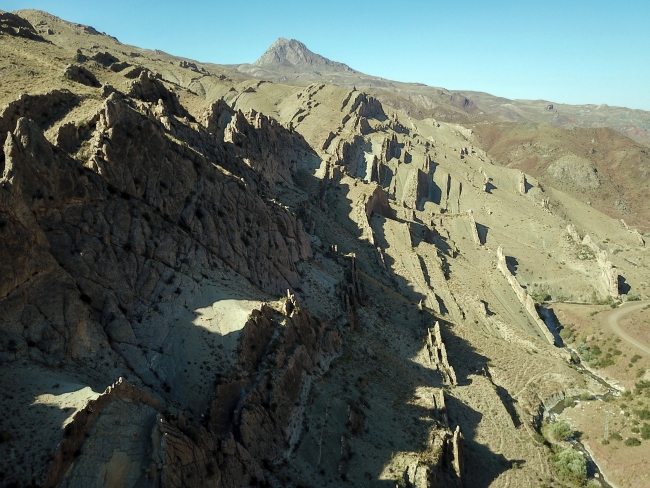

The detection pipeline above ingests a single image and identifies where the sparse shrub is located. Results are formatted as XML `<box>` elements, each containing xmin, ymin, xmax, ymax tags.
<box><xmin>600</xmin><ymin>357</ymin><xmax>615</xmax><ymax>368</ymax></box>
<box><xmin>551</xmin><ymin>448</ymin><xmax>587</xmax><ymax>485</ymax></box>
<box><xmin>625</xmin><ymin>437</ymin><xmax>641</xmax><ymax>446</ymax></box>
<box><xmin>627</xmin><ymin>294</ymin><xmax>640</xmax><ymax>301</ymax></box>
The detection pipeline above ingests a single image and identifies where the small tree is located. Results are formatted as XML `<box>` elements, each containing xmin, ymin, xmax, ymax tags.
<box><xmin>552</xmin><ymin>421</ymin><xmax>574</xmax><ymax>441</ymax></box>
<box><xmin>552</xmin><ymin>448</ymin><xmax>587</xmax><ymax>485</ymax></box>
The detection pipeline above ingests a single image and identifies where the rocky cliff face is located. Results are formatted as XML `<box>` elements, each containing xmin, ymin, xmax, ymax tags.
<box><xmin>0</xmin><ymin>54</ymin><xmax>331</xmax><ymax>486</ymax></box>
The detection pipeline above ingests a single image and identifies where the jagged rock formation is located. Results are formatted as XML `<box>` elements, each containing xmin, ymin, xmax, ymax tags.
<box><xmin>381</xmin><ymin>133</ymin><xmax>400</xmax><ymax>161</ymax></box>
<box><xmin>426</xmin><ymin>322</ymin><xmax>458</xmax><ymax>385</ymax></box>
<box><xmin>127</xmin><ymin>70</ymin><xmax>190</xmax><ymax>118</ymax></box>
<box><xmin>0</xmin><ymin>90</ymin><xmax>78</xmax><ymax>134</ymax></box>
<box><xmin>3</xmin><ymin>13</ymin><xmax>647</xmax><ymax>487</ymax></box>
<box><xmin>496</xmin><ymin>247</ymin><xmax>556</xmax><ymax>345</ymax></box>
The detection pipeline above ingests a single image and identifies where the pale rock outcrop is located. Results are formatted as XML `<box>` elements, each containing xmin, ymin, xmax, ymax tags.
<box><xmin>123</xmin><ymin>65</ymin><xmax>146</xmax><ymax>79</ymax></box>
<box><xmin>496</xmin><ymin>247</ymin><xmax>556</xmax><ymax>345</ymax></box>
<box><xmin>109</xmin><ymin>60</ymin><xmax>131</xmax><ymax>72</ymax></box>
<box><xmin>519</xmin><ymin>171</ymin><xmax>527</xmax><ymax>194</ymax></box>
<box><xmin>467</xmin><ymin>209</ymin><xmax>481</xmax><ymax>246</ymax></box>
<box><xmin>405</xmin><ymin>415</ymin><xmax>465</xmax><ymax>487</ymax></box>
<box><xmin>321</xmin><ymin>130</ymin><xmax>336</xmax><ymax>151</ymax></box>
<box><xmin>426</xmin><ymin>322</ymin><xmax>457</xmax><ymax>385</ymax></box>
<box><xmin>595</xmin><ymin>248</ymin><xmax>619</xmax><ymax>299</ymax></box>
<box><xmin>348</xmin><ymin>92</ymin><xmax>386</xmax><ymax>120</ymax></box>
<box><xmin>402</xmin><ymin>168</ymin><xmax>430</xmax><ymax>210</ymax></box>
<box><xmin>63</xmin><ymin>64</ymin><xmax>100</xmax><ymax>87</ymax></box>
<box><xmin>127</xmin><ymin>70</ymin><xmax>190</xmax><ymax>119</ymax></box>
<box><xmin>201</xmin><ymin>98</ymin><xmax>234</xmax><ymax>142</ymax></box>
<box><xmin>354</xmin><ymin>114</ymin><xmax>373</xmax><ymax>135</ymax></box>
<box><xmin>631</xmin><ymin>229</ymin><xmax>645</xmax><ymax>247</ymax></box>
<box><xmin>91</xmin><ymin>51</ymin><xmax>119</xmax><ymax>66</ymax></box>
<box><xmin>566</xmin><ymin>224</ymin><xmax>581</xmax><ymax>244</ymax></box>
<box><xmin>43</xmin><ymin>378</ymin><xmax>161</xmax><ymax>488</ymax></box>
<box><xmin>568</xmin><ymin>226</ymin><xmax>620</xmax><ymax>299</ymax></box>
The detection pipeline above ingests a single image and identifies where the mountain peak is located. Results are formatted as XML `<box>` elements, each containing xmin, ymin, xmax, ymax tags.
<box><xmin>254</xmin><ymin>38</ymin><xmax>356</xmax><ymax>72</ymax></box>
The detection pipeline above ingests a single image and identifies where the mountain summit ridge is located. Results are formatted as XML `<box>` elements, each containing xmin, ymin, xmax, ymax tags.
<box><xmin>254</xmin><ymin>37</ymin><xmax>356</xmax><ymax>72</ymax></box>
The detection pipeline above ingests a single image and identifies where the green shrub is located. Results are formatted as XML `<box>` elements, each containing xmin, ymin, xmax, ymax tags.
<box><xmin>559</xmin><ymin>328</ymin><xmax>574</xmax><ymax>342</ymax></box>
<box><xmin>634</xmin><ymin>408</ymin><xmax>650</xmax><ymax>420</ymax></box>
<box><xmin>625</xmin><ymin>437</ymin><xmax>641</xmax><ymax>446</ymax></box>
<box><xmin>551</xmin><ymin>421</ymin><xmax>574</xmax><ymax>441</ymax></box>
<box><xmin>609</xmin><ymin>433</ymin><xmax>623</xmax><ymax>441</ymax></box>
<box><xmin>564</xmin><ymin>397</ymin><xmax>575</xmax><ymax>408</ymax></box>
<box><xmin>641</xmin><ymin>423</ymin><xmax>650</xmax><ymax>440</ymax></box>
<box><xmin>551</xmin><ymin>448</ymin><xmax>587</xmax><ymax>485</ymax></box>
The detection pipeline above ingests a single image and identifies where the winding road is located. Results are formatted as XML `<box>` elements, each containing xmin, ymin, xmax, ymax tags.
<box><xmin>606</xmin><ymin>301</ymin><xmax>650</xmax><ymax>355</ymax></box>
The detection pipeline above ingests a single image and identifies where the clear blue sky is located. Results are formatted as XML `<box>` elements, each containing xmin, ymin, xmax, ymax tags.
<box><xmin>6</xmin><ymin>0</ymin><xmax>650</xmax><ymax>110</ymax></box>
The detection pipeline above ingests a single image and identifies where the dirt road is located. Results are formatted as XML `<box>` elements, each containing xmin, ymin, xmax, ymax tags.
<box><xmin>606</xmin><ymin>301</ymin><xmax>650</xmax><ymax>355</ymax></box>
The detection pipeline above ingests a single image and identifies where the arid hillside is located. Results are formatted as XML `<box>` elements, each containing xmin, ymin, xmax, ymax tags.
<box><xmin>1</xmin><ymin>9</ymin><xmax>649</xmax><ymax>488</ymax></box>
<box><xmin>468</xmin><ymin>122</ymin><xmax>650</xmax><ymax>232</ymax></box>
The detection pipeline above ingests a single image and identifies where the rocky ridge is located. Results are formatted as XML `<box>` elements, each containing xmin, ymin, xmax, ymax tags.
<box><xmin>0</xmin><ymin>10</ymin><xmax>648</xmax><ymax>488</ymax></box>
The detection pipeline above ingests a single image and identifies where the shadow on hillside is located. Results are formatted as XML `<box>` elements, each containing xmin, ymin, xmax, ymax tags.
<box><xmin>476</xmin><ymin>223</ymin><xmax>489</xmax><ymax>246</ymax></box>
<box><xmin>505</xmin><ymin>255</ymin><xmax>519</xmax><ymax>275</ymax></box>
<box><xmin>618</xmin><ymin>275</ymin><xmax>631</xmax><ymax>295</ymax></box>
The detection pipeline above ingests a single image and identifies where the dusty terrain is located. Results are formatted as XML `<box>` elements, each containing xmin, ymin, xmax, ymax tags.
<box><xmin>0</xmin><ymin>9</ymin><xmax>649</xmax><ymax>488</ymax></box>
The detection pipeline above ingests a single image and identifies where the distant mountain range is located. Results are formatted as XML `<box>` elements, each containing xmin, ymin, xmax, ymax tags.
<box><xmin>237</xmin><ymin>38</ymin><xmax>650</xmax><ymax>146</ymax></box>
